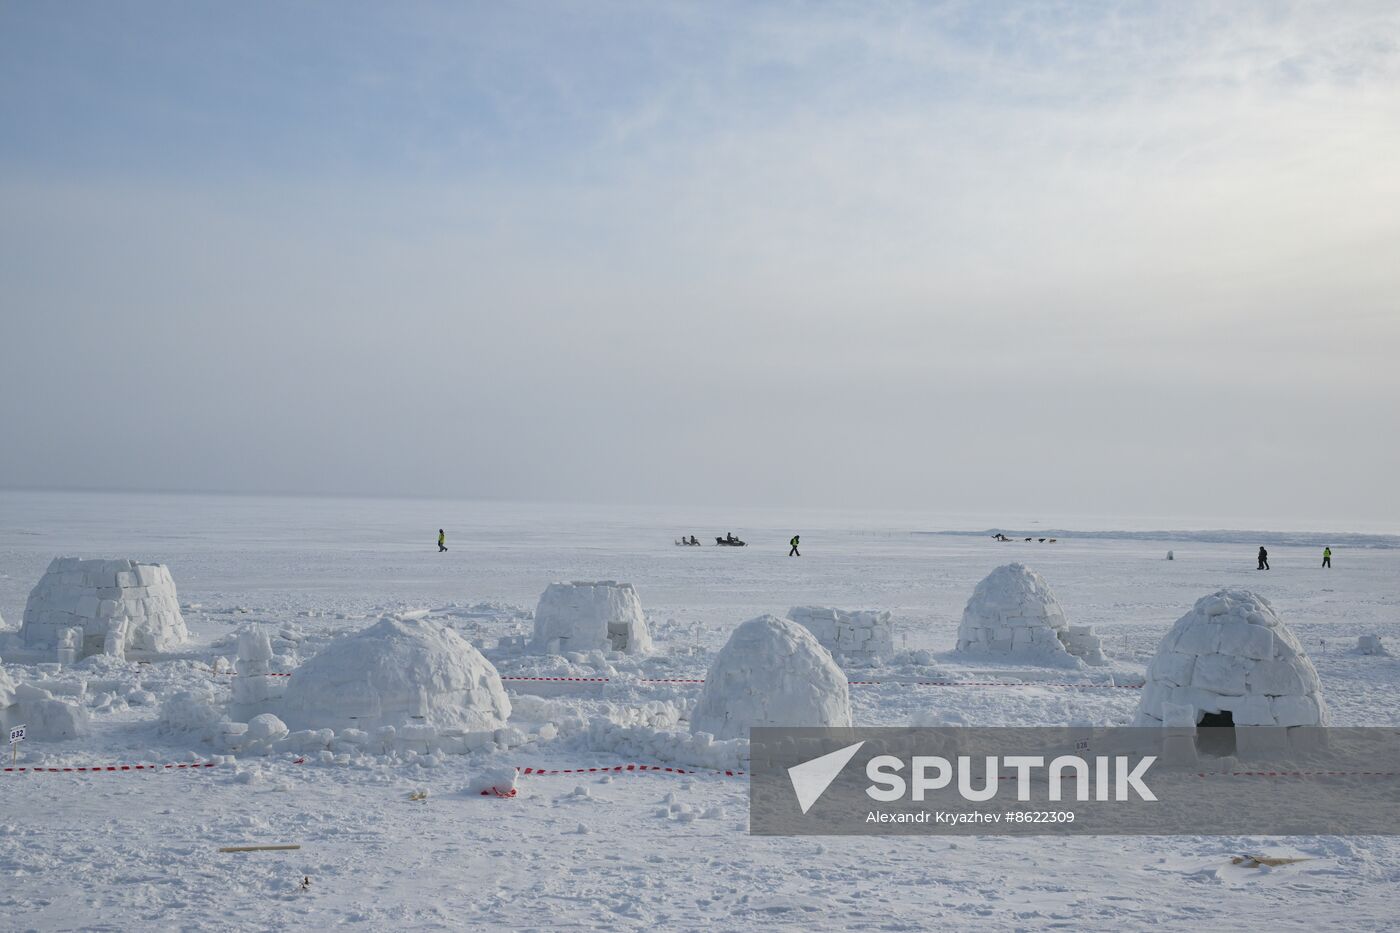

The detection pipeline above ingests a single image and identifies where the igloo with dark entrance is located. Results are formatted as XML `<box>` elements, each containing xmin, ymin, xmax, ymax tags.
<box><xmin>1136</xmin><ymin>589</ymin><xmax>1327</xmax><ymax>728</ymax></box>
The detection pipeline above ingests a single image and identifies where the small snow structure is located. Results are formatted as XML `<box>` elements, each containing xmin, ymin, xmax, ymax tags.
<box><xmin>690</xmin><ymin>615</ymin><xmax>852</xmax><ymax>740</ymax></box>
<box><xmin>279</xmin><ymin>615</ymin><xmax>511</xmax><ymax>734</ymax></box>
<box><xmin>1355</xmin><ymin>635</ymin><xmax>1389</xmax><ymax>657</ymax></box>
<box><xmin>1136</xmin><ymin>590</ymin><xmax>1327</xmax><ymax>727</ymax></box>
<box><xmin>531</xmin><ymin>581</ymin><xmax>652</xmax><ymax>655</ymax></box>
<box><xmin>955</xmin><ymin>563</ymin><xmax>1105</xmax><ymax>665</ymax></box>
<box><xmin>230</xmin><ymin>625</ymin><xmax>284</xmax><ymax>717</ymax></box>
<box><xmin>19</xmin><ymin>558</ymin><xmax>188</xmax><ymax>657</ymax></box>
<box><xmin>787</xmin><ymin>606</ymin><xmax>894</xmax><ymax>661</ymax></box>
<box><xmin>0</xmin><ymin>662</ymin><xmax>90</xmax><ymax>740</ymax></box>
<box><xmin>466</xmin><ymin>766</ymin><xmax>520</xmax><ymax>798</ymax></box>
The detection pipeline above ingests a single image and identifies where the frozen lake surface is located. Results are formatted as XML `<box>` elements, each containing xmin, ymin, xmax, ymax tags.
<box><xmin>2</xmin><ymin>490</ymin><xmax>1398</xmax><ymax>929</ymax></box>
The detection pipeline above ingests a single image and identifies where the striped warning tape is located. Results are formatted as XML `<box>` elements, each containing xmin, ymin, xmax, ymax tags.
<box><xmin>501</xmin><ymin>676</ymin><xmax>1141</xmax><ymax>689</ymax></box>
<box><xmin>500</xmin><ymin>676</ymin><xmax>612</xmax><ymax>683</ymax></box>
<box><xmin>473</xmin><ymin>762</ymin><xmax>1398</xmax><ymax>799</ymax></box>
<box><xmin>518</xmin><ymin>763</ymin><xmax>745</xmax><ymax>777</ymax></box>
<box><xmin>203</xmin><ymin>669</ymin><xmax>1140</xmax><ymax>689</ymax></box>
<box><xmin>4</xmin><ymin>762</ymin><xmax>221</xmax><ymax>774</ymax></box>
<box><xmin>476</xmin><ymin>762</ymin><xmax>745</xmax><ymax>795</ymax></box>
<box><xmin>983</xmin><ymin>770</ymin><xmax>1400</xmax><ymax>781</ymax></box>
<box><xmin>1195</xmin><ymin>770</ymin><xmax>1400</xmax><ymax>778</ymax></box>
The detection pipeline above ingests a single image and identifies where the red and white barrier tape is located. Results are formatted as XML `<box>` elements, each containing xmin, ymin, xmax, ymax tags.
<box><xmin>200</xmin><ymin>664</ymin><xmax>1136</xmax><ymax>686</ymax></box>
<box><xmin>500</xmin><ymin>676</ymin><xmax>1141</xmax><ymax>689</ymax></box>
<box><xmin>500</xmin><ymin>676</ymin><xmax>612</xmax><ymax>683</ymax></box>
<box><xmin>1194</xmin><ymin>770</ymin><xmax>1400</xmax><ymax>778</ymax></box>
<box><xmin>477</xmin><ymin>762</ymin><xmax>745</xmax><ymax>795</ymax></box>
<box><xmin>518</xmin><ymin>763</ymin><xmax>745</xmax><ymax>778</ymax></box>
<box><xmin>4</xmin><ymin>762</ymin><xmax>221</xmax><ymax>774</ymax></box>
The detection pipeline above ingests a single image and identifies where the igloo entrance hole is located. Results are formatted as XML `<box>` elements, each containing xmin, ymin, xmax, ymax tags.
<box><xmin>1197</xmin><ymin>709</ymin><xmax>1236</xmax><ymax>757</ymax></box>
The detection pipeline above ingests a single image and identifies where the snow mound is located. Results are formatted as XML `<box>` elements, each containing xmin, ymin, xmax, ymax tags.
<box><xmin>955</xmin><ymin>563</ymin><xmax>1105</xmax><ymax>665</ymax></box>
<box><xmin>1136</xmin><ymin>589</ymin><xmax>1327</xmax><ymax>727</ymax></box>
<box><xmin>279</xmin><ymin>615</ymin><xmax>511</xmax><ymax>734</ymax></box>
<box><xmin>0</xmin><ymin>674</ymin><xmax>90</xmax><ymax>741</ymax></box>
<box><xmin>159</xmin><ymin>686</ymin><xmax>229</xmax><ymax>741</ymax></box>
<box><xmin>466</xmin><ymin>766</ymin><xmax>519</xmax><ymax>798</ymax></box>
<box><xmin>690</xmin><ymin>615</ymin><xmax>852</xmax><ymax>740</ymax></box>
<box><xmin>787</xmin><ymin>606</ymin><xmax>894</xmax><ymax>661</ymax></box>
<box><xmin>19</xmin><ymin>557</ymin><xmax>188</xmax><ymax>657</ymax></box>
<box><xmin>532</xmin><ymin>581</ymin><xmax>652</xmax><ymax>655</ymax></box>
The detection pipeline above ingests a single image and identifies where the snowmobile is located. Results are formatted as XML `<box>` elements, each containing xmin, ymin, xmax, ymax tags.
<box><xmin>715</xmin><ymin>535</ymin><xmax>746</xmax><ymax>547</ymax></box>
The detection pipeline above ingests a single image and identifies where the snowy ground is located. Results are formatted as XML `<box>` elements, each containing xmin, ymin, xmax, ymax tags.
<box><xmin>2</xmin><ymin>490</ymin><xmax>1399</xmax><ymax>930</ymax></box>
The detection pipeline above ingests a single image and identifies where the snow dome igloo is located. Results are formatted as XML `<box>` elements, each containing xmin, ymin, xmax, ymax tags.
<box><xmin>1135</xmin><ymin>589</ymin><xmax>1327</xmax><ymax>727</ymax></box>
<box><xmin>690</xmin><ymin>615</ymin><xmax>852</xmax><ymax>740</ymax></box>
<box><xmin>279</xmin><ymin>615</ymin><xmax>511</xmax><ymax>733</ymax></box>
<box><xmin>531</xmin><ymin>581</ymin><xmax>652</xmax><ymax>655</ymax></box>
<box><xmin>19</xmin><ymin>558</ymin><xmax>188</xmax><ymax>657</ymax></box>
<box><xmin>955</xmin><ymin>563</ymin><xmax>1104</xmax><ymax>664</ymax></box>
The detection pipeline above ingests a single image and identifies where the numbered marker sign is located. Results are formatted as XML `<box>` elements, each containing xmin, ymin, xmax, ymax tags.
<box><xmin>8</xmin><ymin>725</ymin><xmax>25</xmax><ymax>745</ymax></box>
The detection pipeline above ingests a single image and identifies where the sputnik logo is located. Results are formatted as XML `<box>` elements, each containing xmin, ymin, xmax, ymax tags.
<box><xmin>787</xmin><ymin>741</ymin><xmax>865</xmax><ymax>814</ymax></box>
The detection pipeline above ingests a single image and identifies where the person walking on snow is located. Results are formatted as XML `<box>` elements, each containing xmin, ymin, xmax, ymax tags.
<box><xmin>1257</xmin><ymin>546</ymin><xmax>1269</xmax><ymax>570</ymax></box>
<box><xmin>789</xmin><ymin>534</ymin><xmax>800</xmax><ymax>557</ymax></box>
<box><xmin>438</xmin><ymin>529</ymin><xmax>447</xmax><ymax>553</ymax></box>
<box><xmin>1322</xmin><ymin>546</ymin><xmax>1331</xmax><ymax>568</ymax></box>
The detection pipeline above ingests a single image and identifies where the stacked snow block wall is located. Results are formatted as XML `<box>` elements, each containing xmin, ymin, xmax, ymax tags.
<box><xmin>787</xmin><ymin>606</ymin><xmax>893</xmax><ymax>661</ymax></box>
<box><xmin>20</xmin><ymin>558</ymin><xmax>189</xmax><ymax>657</ymax></box>
<box><xmin>532</xmin><ymin>581</ymin><xmax>652</xmax><ymax>655</ymax></box>
<box><xmin>690</xmin><ymin>615</ymin><xmax>852</xmax><ymax>740</ymax></box>
<box><xmin>955</xmin><ymin>563</ymin><xmax>1105</xmax><ymax>665</ymax></box>
<box><xmin>230</xmin><ymin>625</ymin><xmax>284</xmax><ymax>718</ymax></box>
<box><xmin>0</xmin><ymin>661</ymin><xmax>90</xmax><ymax>740</ymax></box>
<box><xmin>1135</xmin><ymin>589</ymin><xmax>1327</xmax><ymax>727</ymax></box>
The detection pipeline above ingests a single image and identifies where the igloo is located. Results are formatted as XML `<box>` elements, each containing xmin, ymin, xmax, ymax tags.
<box><xmin>531</xmin><ymin>581</ymin><xmax>652</xmax><ymax>655</ymax></box>
<box><xmin>19</xmin><ymin>558</ymin><xmax>188</xmax><ymax>657</ymax></box>
<box><xmin>690</xmin><ymin>615</ymin><xmax>852</xmax><ymax>740</ymax></box>
<box><xmin>278</xmin><ymin>615</ymin><xmax>511</xmax><ymax>734</ymax></box>
<box><xmin>1135</xmin><ymin>590</ymin><xmax>1327</xmax><ymax>727</ymax></box>
<box><xmin>787</xmin><ymin>606</ymin><xmax>894</xmax><ymax>661</ymax></box>
<box><xmin>955</xmin><ymin>563</ymin><xmax>1104</xmax><ymax>664</ymax></box>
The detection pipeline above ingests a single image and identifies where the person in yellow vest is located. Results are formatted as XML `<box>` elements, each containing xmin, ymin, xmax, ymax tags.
<box><xmin>438</xmin><ymin>529</ymin><xmax>447</xmax><ymax>553</ymax></box>
<box><xmin>789</xmin><ymin>534</ymin><xmax>800</xmax><ymax>557</ymax></box>
<box><xmin>1322</xmin><ymin>546</ymin><xmax>1331</xmax><ymax>568</ymax></box>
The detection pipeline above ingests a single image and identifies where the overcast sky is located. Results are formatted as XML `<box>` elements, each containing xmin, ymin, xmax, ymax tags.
<box><xmin>2</xmin><ymin>2</ymin><xmax>1398</xmax><ymax>525</ymax></box>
